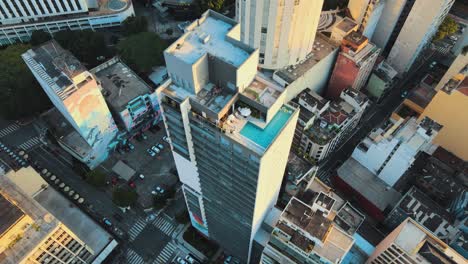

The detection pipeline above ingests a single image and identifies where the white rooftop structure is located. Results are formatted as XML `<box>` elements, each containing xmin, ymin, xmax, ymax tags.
<box><xmin>168</xmin><ymin>16</ymin><xmax>250</xmax><ymax>66</ymax></box>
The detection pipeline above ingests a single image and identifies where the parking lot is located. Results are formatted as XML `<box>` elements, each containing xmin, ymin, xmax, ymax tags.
<box><xmin>102</xmin><ymin>127</ymin><xmax>178</xmax><ymax>209</ymax></box>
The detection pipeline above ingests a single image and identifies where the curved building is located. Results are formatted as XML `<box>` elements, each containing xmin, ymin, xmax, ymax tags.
<box><xmin>236</xmin><ymin>0</ymin><xmax>324</xmax><ymax>70</ymax></box>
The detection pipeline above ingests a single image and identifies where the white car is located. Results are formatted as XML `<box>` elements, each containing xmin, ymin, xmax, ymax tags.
<box><xmin>157</xmin><ymin>143</ymin><xmax>164</xmax><ymax>150</ymax></box>
<box><xmin>146</xmin><ymin>149</ymin><xmax>156</xmax><ymax>157</ymax></box>
<box><xmin>151</xmin><ymin>146</ymin><xmax>160</xmax><ymax>153</ymax></box>
<box><xmin>162</xmin><ymin>135</ymin><xmax>170</xmax><ymax>143</ymax></box>
<box><xmin>176</xmin><ymin>257</ymin><xmax>188</xmax><ymax>264</ymax></box>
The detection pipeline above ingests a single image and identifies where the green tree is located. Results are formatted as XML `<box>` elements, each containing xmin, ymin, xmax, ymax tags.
<box><xmin>0</xmin><ymin>44</ymin><xmax>52</xmax><ymax>120</ymax></box>
<box><xmin>85</xmin><ymin>170</ymin><xmax>107</xmax><ymax>187</ymax></box>
<box><xmin>117</xmin><ymin>32</ymin><xmax>167</xmax><ymax>73</ymax></box>
<box><xmin>112</xmin><ymin>187</ymin><xmax>138</xmax><ymax>207</ymax></box>
<box><xmin>435</xmin><ymin>17</ymin><xmax>459</xmax><ymax>40</ymax></box>
<box><xmin>54</xmin><ymin>30</ymin><xmax>111</xmax><ymax>67</ymax></box>
<box><xmin>30</xmin><ymin>30</ymin><xmax>52</xmax><ymax>46</ymax></box>
<box><xmin>122</xmin><ymin>16</ymin><xmax>148</xmax><ymax>36</ymax></box>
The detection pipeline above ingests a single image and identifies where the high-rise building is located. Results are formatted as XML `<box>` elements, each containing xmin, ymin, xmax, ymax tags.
<box><xmin>365</xmin><ymin>60</ymin><xmax>398</xmax><ymax>101</ymax></box>
<box><xmin>236</xmin><ymin>0</ymin><xmax>324</xmax><ymax>70</ymax></box>
<box><xmin>348</xmin><ymin>0</ymin><xmax>386</xmax><ymax>39</ymax></box>
<box><xmin>373</xmin><ymin>0</ymin><xmax>455</xmax><ymax>74</ymax></box>
<box><xmin>0</xmin><ymin>166</ymin><xmax>117</xmax><ymax>264</ymax></box>
<box><xmin>22</xmin><ymin>41</ymin><xmax>118</xmax><ymax>168</ymax></box>
<box><xmin>367</xmin><ymin>218</ymin><xmax>466</xmax><ymax>264</ymax></box>
<box><xmin>419</xmin><ymin>51</ymin><xmax>468</xmax><ymax>160</ymax></box>
<box><xmin>156</xmin><ymin>11</ymin><xmax>298</xmax><ymax>262</ymax></box>
<box><xmin>352</xmin><ymin>116</ymin><xmax>441</xmax><ymax>187</ymax></box>
<box><xmin>0</xmin><ymin>0</ymin><xmax>134</xmax><ymax>45</ymax></box>
<box><xmin>326</xmin><ymin>31</ymin><xmax>380</xmax><ymax>100</ymax></box>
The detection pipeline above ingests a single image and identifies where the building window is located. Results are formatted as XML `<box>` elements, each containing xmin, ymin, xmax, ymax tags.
<box><xmin>259</xmin><ymin>53</ymin><xmax>265</xmax><ymax>58</ymax></box>
<box><xmin>261</xmin><ymin>27</ymin><xmax>267</xmax><ymax>33</ymax></box>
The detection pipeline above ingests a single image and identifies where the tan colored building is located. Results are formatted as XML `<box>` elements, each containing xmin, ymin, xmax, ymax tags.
<box><xmin>367</xmin><ymin>218</ymin><xmax>466</xmax><ymax>264</ymax></box>
<box><xmin>0</xmin><ymin>167</ymin><xmax>117</xmax><ymax>264</ymax></box>
<box><xmin>419</xmin><ymin>52</ymin><xmax>468</xmax><ymax>161</ymax></box>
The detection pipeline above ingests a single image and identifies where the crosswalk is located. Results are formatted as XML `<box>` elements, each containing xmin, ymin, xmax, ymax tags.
<box><xmin>433</xmin><ymin>45</ymin><xmax>451</xmax><ymax>55</ymax></box>
<box><xmin>152</xmin><ymin>242</ymin><xmax>177</xmax><ymax>264</ymax></box>
<box><xmin>129</xmin><ymin>218</ymin><xmax>148</xmax><ymax>241</ymax></box>
<box><xmin>0</xmin><ymin>124</ymin><xmax>20</xmax><ymax>138</ymax></box>
<box><xmin>126</xmin><ymin>248</ymin><xmax>146</xmax><ymax>264</ymax></box>
<box><xmin>151</xmin><ymin>217</ymin><xmax>176</xmax><ymax>236</ymax></box>
<box><xmin>18</xmin><ymin>137</ymin><xmax>42</xmax><ymax>150</ymax></box>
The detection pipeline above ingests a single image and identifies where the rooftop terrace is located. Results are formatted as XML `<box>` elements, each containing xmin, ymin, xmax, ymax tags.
<box><xmin>274</xmin><ymin>34</ymin><xmax>338</xmax><ymax>84</ymax></box>
<box><xmin>167</xmin><ymin>14</ymin><xmax>252</xmax><ymax>66</ymax></box>
<box><xmin>92</xmin><ymin>59</ymin><xmax>152</xmax><ymax>112</ymax></box>
<box><xmin>241</xmin><ymin>74</ymin><xmax>285</xmax><ymax>108</ymax></box>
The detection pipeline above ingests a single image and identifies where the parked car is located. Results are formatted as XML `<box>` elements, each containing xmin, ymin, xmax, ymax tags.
<box><xmin>141</xmin><ymin>133</ymin><xmax>148</xmax><ymax>140</ymax></box>
<box><xmin>185</xmin><ymin>254</ymin><xmax>200</xmax><ymax>264</ymax></box>
<box><xmin>139</xmin><ymin>174</ymin><xmax>145</xmax><ymax>180</ymax></box>
<box><xmin>162</xmin><ymin>135</ymin><xmax>170</xmax><ymax>143</ymax></box>
<box><xmin>151</xmin><ymin>146</ymin><xmax>161</xmax><ymax>153</ymax></box>
<box><xmin>152</xmin><ymin>185</ymin><xmax>165</xmax><ymax>196</ymax></box>
<box><xmin>157</xmin><ymin>143</ymin><xmax>164</xmax><ymax>150</ymax></box>
<box><xmin>176</xmin><ymin>257</ymin><xmax>188</xmax><ymax>264</ymax></box>
<box><xmin>102</xmin><ymin>218</ymin><xmax>113</xmax><ymax>227</ymax></box>
<box><xmin>127</xmin><ymin>143</ymin><xmax>135</xmax><ymax>150</ymax></box>
<box><xmin>147</xmin><ymin>149</ymin><xmax>156</xmax><ymax>157</ymax></box>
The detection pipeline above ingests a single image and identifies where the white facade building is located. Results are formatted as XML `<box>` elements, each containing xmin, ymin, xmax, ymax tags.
<box><xmin>352</xmin><ymin>116</ymin><xmax>441</xmax><ymax>187</ymax></box>
<box><xmin>236</xmin><ymin>0</ymin><xmax>324</xmax><ymax>70</ymax></box>
<box><xmin>0</xmin><ymin>0</ymin><xmax>134</xmax><ymax>45</ymax></box>
<box><xmin>348</xmin><ymin>0</ymin><xmax>385</xmax><ymax>39</ymax></box>
<box><xmin>156</xmin><ymin>11</ymin><xmax>298</xmax><ymax>262</ymax></box>
<box><xmin>372</xmin><ymin>0</ymin><xmax>455</xmax><ymax>74</ymax></box>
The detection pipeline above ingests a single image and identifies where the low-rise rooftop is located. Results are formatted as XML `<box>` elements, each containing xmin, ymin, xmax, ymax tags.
<box><xmin>335</xmin><ymin>202</ymin><xmax>365</xmax><ymax>236</ymax></box>
<box><xmin>274</xmin><ymin>34</ymin><xmax>338</xmax><ymax>84</ymax></box>
<box><xmin>25</xmin><ymin>40</ymin><xmax>86</xmax><ymax>90</ymax></box>
<box><xmin>286</xmin><ymin>151</ymin><xmax>316</xmax><ymax>184</ymax></box>
<box><xmin>241</xmin><ymin>74</ymin><xmax>285</xmax><ymax>108</ymax></box>
<box><xmin>167</xmin><ymin>12</ymin><xmax>252</xmax><ymax>66</ymax></box>
<box><xmin>337</xmin><ymin>158</ymin><xmax>401</xmax><ymax>211</ymax></box>
<box><xmin>336</xmin><ymin>17</ymin><xmax>358</xmax><ymax>33</ymax></box>
<box><xmin>92</xmin><ymin>58</ymin><xmax>151</xmax><ymax>112</ymax></box>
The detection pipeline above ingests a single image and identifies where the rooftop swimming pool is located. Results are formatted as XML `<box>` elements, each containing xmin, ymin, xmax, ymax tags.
<box><xmin>240</xmin><ymin>106</ymin><xmax>293</xmax><ymax>149</ymax></box>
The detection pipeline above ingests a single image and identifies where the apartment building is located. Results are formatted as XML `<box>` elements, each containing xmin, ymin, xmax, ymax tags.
<box><xmin>352</xmin><ymin>116</ymin><xmax>441</xmax><ymax>187</ymax></box>
<box><xmin>261</xmin><ymin>196</ymin><xmax>355</xmax><ymax>264</ymax></box>
<box><xmin>293</xmin><ymin>88</ymin><xmax>368</xmax><ymax>163</ymax></box>
<box><xmin>367</xmin><ymin>218</ymin><xmax>465</xmax><ymax>264</ymax></box>
<box><xmin>419</xmin><ymin>51</ymin><xmax>468</xmax><ymax>160</ymax></box>
<box><xmin>365</xmin><ymin>60</ymin><xmax>398</xmax><ymax>101</ymax></box>
<box><xmin>236</xmin><ymin>0</ymin><xmax>324</xmax><ymax>70</ymax></box>
<box><xmin>373</xmin><ymin>0</ymin><xmax>455</xmax><ymax>74</ymax></box>
<box><xmin>347</xmin><ymin>0</ymin><xmax>386</xmax><ymax>39</ymax></box>
<box><xmin>22</xmin><ymin>41</ymin><xmax>118</xmax><ymax>169</ymax></box>
<box><xmin>0</xmin><ymin>166</ymin><xmax>117</xmax><ymax>264</ymax></box>
<box><xmin>0</xmin><ymin>0</ymin><xmax>134</xmax><ymax>45</ymax></box>
<box><xmin>326</xmin><ymin>31</ymin><xmax>380</xmax><ymax>100</ymax></box>
<box><xmin>156</xmin><ymin>11</ymin><xmax>298</xmax><ymax>262</ymax></box>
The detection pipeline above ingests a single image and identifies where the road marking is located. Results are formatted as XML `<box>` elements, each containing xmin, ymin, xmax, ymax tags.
<box><xmin>129</xmin><ymin>218</ymin><xmax>147</xmax><ymax>241</ymax></box>
<box><xmin>126</xmin><ymin>248</ymin><xmax>146</xmax><ymax>264</ymax></box>
<box><xmin>152</xmin><ymin>217</ymin><xmax>176</xmax><ymax>236</ymax></box>
<box><xmin>153</xmin><ymin>242</ymin><xmax>177</xmax><ymax>264</ymax></box>
<box><xmin>0</xmin><ymin>124</ymin><xmax>20</xmax><ymax>138</ymax></box>
<box><xmin>18</xmin><ymin>137</ymin><xmax>42</xmax><ymax>150</ymax></box>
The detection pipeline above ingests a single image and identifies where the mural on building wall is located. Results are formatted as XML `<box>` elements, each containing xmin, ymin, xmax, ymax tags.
<box><xmin>189</xmin><ymin>212</ymin><xmax>209</xmax><ymax>237</ymax></box>
<box><xmin>63</xmin><ymin>77</ymin><xmax>118</xmax><ymax>164</ymax></box>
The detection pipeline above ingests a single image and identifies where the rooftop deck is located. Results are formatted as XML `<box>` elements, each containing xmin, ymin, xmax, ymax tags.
<box><xmin>167</xmin><ymin>14</ymin><xmax>251</xmax><ymax>66</ymax></box>
<box><xmin>241</xmin><ymin>74</ymin><xmax>285</xmax><ymax>108</ymax></box>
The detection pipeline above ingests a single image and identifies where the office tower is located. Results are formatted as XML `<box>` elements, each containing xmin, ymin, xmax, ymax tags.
<box><xmin>293</xmin><ymin>88</ymin><xmax>368</xmax><ymax>163</ymax></box>
<box><xmin>156</xmin><ymin>11</ymin><xmax>298</xmax><ymax>262</ymax></box>
<box><xmin>236</xmin><ymin>0</ymin><xmax>324</xmax><ymax>70</ymax></box>
<box><xmin>373</xmin><ymin>0</ymin><xmax>455</xmax><ymax>74</ymax></box>
<box><xmin>261</xmin><ymin>196</ymin><xmax>355</xmax><ymax>264</ymax></box>
<box><xmin>0</xmin><ymin>0</ymin><xmax>134</xmax><ymax>45</ymax></box>
<box><xmin>352</xmin><ymin>116</ymin><xmax>441</xmax><ymax>187</ymax></box>
<box><xmin>367</xmin><ymin>218</ymin><xmax>465</xmax><ymax>264</ymax></box>
<box><xmin>22</xmin><ymin>41</ymin><xmax>118</xmax><ymax>168</ymax></box>
<box><xmin>348</xmin><ymin>0</ymin><xmax>386</xmax><ymax>39</ymax></box>
<box><xmin>326</xmin><ymin>31</ymin><xmax>380</xmax><ymax>100</ymax></box>
<box><xmin>0</xmin><ymin>166</ymin><xmax>117</xmax><ymax>264</ymax></box>
<box><xmin>419</xmin><ymin>51</ymin><xmax>468</xmax><ymax>160</ymax></box>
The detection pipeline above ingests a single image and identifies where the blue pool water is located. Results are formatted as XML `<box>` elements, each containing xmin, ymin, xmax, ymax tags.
<box><xmin>240</xmin><ymin>107</ymin><xmax>293</xmax><ymax>149</ymax></box>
